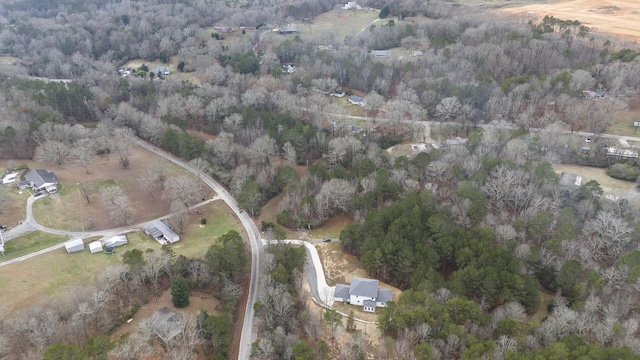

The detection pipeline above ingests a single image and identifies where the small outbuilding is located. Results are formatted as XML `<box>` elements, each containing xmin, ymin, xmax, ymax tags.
<box><xmin>89</xmin><ymin>241</ymin><xmax>103</xmax><ymax>254</ymax></box>
<box><xmin>104</xmin><ymin>235</ymin><xmax>128</xmax><ymax>248</ymax></box>
<box><xmin>143</xmin><ymin>219</ymin><xmax>180</xmax><ymax>244</ymax></box>
<box><xmin>64</xmin><ymin>239</ymin><xmax>85</xmax><ymax>253</ymax></box>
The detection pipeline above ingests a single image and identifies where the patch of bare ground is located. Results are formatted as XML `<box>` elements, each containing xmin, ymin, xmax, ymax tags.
<box><xmin>500</xmin><ymin>0</ymin><xmax>640</xmax><ymax>42</ymax></box>
<box><xmin>29</xmin><ymin>139</ymin><xmax>212</xmax><ymax>231</ymax></box>
<box><xmin>309</xmin><ymin>243</ymin><xmax>404</xmax><ymax>356</ymax></box>
<box><xmin>110</xmin><ymin>288</ymin><xmax>220</xmax><ymax>359</ymax></box>
<box><xmin>316</xmin><ymin>242</ymin><xmax>402</xmax><ymax>303</ymax></box>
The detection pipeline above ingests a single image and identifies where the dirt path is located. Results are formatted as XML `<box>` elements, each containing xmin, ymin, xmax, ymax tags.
<box><xmin>501</xmin><ymin>0</ymin><xmax>640</xmax><ymax>42</ymax></box>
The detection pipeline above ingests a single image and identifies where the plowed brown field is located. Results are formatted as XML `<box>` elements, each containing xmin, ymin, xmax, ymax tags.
<box><xmin>502</xmin><ymin>0</ymin><xmax>640</xmax><ymax>42</ymax></box>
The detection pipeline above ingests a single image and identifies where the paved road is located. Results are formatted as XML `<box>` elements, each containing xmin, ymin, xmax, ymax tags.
<box><xmin>264</xmin><ymin>239</ymin><xmax>335</xmax><ymax>306</ymax></box>
<box><xmin>1</xmin><ymin>134</ymin><xmax>263</xmax><ymax>358</ymax></box>
<box><xmin>1</xmin><ymin>194</ymin><xmax>219</xmax><ymax>264</ymax></box>
<box><xmin>124</xmin><ymin>135</ymin><xmax>264</xmax><ymax>359</ymax></box>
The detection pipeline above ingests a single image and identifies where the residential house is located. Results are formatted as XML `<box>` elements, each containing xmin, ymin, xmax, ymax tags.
<box><xmin>279</xmin><ymin>24</ymin><xmax>299</xmax><ymax>34</ymax></box>
<box><xmin>150</xmin><ymin>308</ymin><xmax>183</xmax><ymax>343</ymax></box>
<box><xmin>371</xmin><ymin>50</ymin><xmax>390</xmax><ymax>58</ymax></box>
<box><xmin>411</xmin><ymin>143</ymin><xmax>429</xmax><ymax>154</ymax></box>
<box><xmin>348</xmin><ymin>95</ymin><xmax>366</xmax><ymax>107</ymax></box>
<box><xmin>583</xmin><ymin>90</ymin><xmax>605</xmax><ymax>99</ymax></box>
<box><xmin>25</xmin><ymin>169</ymin><xmax>57</xmax><ymax>192</ymax></box>
<box><xmin>411</xmin><ymin>50</ymin><xmax>424</xmax><ymax>57</ymax></box>
<box><xmin>559</xmin><ymin>172</ymin><xmax>583</xmax><ymax>188</ymax></box>
<box><xmin>334</xmin><ymin>277</ymin><xmax>393</xmax><ymax>312</ymax></box>
<box><xmin>150</xmin><ymin>66</ymin><xmax>171</xmax><ymax>76</ymax></box>
<box><xmin>607</xmin><ymin>147</ymin><xmax>639</xmax><ymax>159</ymax></box>
<box><xmin>143</xmin><ymin>219</ymin><xmax>180</xmax><ymax>244</ymax></box>
<box><xmin>445</xmin><ymin>137</ymin><xmax>467</xmax><ymax>146</ymax></box>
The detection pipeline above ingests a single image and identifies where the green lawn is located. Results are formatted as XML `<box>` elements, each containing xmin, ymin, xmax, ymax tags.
<box><xmin>302</xmin><ymin>9</ymin><xmax>380</xmax><ymax>40</ymax></box>
<box><xmin>1</xmin><ymin>231</ymin><xmax>67</xmax><ymax>261</ymax></box>
<box><xmin>553</xmin><ymin>163</ymin><xmax>635</xmax><ymax>194</ymax></box>
<box><xmin>0</xmin><ymin>55</ymin><xmax>20</xmax><ymax>65</ymax></box>
<box><xmin>607</xmin><ymin>109</ymin><xmax>640</xmax><ymax>137</ymax></box>
<box><xmin>0</xmin><ymin>202</ymin><xmax>242</xmax><ymax>310</ymax></box>
<box><xmin>169</xmin><ymin>201</ymin><xmax>241</xmax><ymax>258</ymax></box>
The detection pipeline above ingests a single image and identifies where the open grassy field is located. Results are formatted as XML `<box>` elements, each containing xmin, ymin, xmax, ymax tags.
<box><xmin>168</xmin><ymin>199</ymin><xmax>241</xmax><ymax>258</ymax></box>
<box><xmin>1</xmin><ymin>231</ymin><xmax>67</xmax><ymax>261</ymax></box>
<box><xmin>0</xmin><ymin>183</ymin><xmax>30</xmax><ymax>226</ymax></box>
<box><xmin>0</xmin><ymin>200</ymin><xmax>241</xmax><ymax>311</ymax></box>
<box><xmin>553</xmin><ymin>163</ymin><xmax>635</xmax><ymax>194</ymax></box>
<box><xmin>0</xmin><ymin>55</ymin><xmax>20</xmax><ymax>65</ymax></box>
<box><xmin>26</xmin><ymin>139</ymin><xmax>212</xmax><ymax>232</ymax></box>
<box><xmin>607</xmin><ymin>109</ymin><xmax>640</xmax><ymax>137</ymax></box>
<box><xmin>501</xmin><ymin>0</ymin><xmax>640</xmax><ymax>42</ymax></box>
<box><xmin>302</xmin><ymin>9</ymin><xmax>380</xmax><ymax>40</ymax></box>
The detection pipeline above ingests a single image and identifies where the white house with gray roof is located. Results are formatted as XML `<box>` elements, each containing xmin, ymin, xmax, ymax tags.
<box><xmin>25</xmin><ymin>169</ymin><xmax>57</xmax><ymax>192</ymax></box>
<box><xmin>334</xmin><ymin>277</ymin><xmax>393</xmax><ymax>312</ymax></box>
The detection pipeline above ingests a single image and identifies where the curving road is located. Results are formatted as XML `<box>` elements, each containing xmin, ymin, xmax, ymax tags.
<box><xmin>123</xmin><ymin>135</ymin><xmax>264</xmax><ymax>359</ymax></box>
<box><xmin>2</xmin><ymin>134</ymin><xmax>264</xmax><ymax>359</ymax></box>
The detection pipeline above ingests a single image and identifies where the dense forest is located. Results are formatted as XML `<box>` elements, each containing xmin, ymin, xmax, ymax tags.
<box><xmin>1</xmin><ymin>0</ymin><xmax>640</xmax><ymax>358</ymax></box>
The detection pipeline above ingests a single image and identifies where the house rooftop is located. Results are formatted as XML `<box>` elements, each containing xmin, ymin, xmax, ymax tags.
<box><xmin>559</xmin><ymin>172</ymin><xmax>582</xmax><ymax>187</ymax></box>
<box><xmin>335</xmin><ymin>283</ymin><xmax>350</xmax><ymax>300</ymax></box>
<box><xmin>377</xmin><ymin>288</ymin><xmax>393</xmax><ymax>303</ymax></box>
<box><xmin>349</xmin><ymin>277</ymin><xmax>379</xmax><ymax>298</ymax></box>
<box><xmin>25</xmin><ymin>169</ymin><xmax>57</xmax><ymax>189</ymax></box>
<box><xmin>151</xmin><ymin>307</ymin><xmax>183</xmax><ymax>343</ymax></box>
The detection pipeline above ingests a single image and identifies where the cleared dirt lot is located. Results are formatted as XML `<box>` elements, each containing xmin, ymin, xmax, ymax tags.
<box><xmin>501</xmin><ymin>0</ymin><xmax>640</xmax><ymax>42</ymax></box>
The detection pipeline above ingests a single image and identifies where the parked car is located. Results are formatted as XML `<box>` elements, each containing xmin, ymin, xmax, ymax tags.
<box><xmin>585</xmin><ymin>137</ymin><xmax>592</xmax><ymax>143</ymax></box>
<box><xmin>196</xmin><ymin>210</ymin><xmax>202</xmax><ymax>215</ymax></box>
<box><xmin>323</xmin><ymin>238</ymin><xmax>332</xmax><ymax>243</ymax></box>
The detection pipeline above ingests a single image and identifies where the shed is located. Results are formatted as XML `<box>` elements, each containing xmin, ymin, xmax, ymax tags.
<box><xmin>143</xmin><ymin>219</ymin><xmax>180</xmax><ymax>244</ymax></box>
<box><xmin>104</xmin><ymin>235</ymin><xmax>128</xmax><ymax>248</ymax></box>
<box><xmin>89</xmin><ymin>241</ymin><xmax>103</xmax><ymax>254</ymax></box>
<box><xmin>64</xmin><ymin>239</ymin><xmax>85</xmax><ymax>253</ymax></box>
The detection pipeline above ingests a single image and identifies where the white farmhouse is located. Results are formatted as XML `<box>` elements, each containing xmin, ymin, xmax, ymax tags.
<box><xmin>334</xmin><ymin>277</ymin><xmax>393</xmax><ymax>312</ymax></box>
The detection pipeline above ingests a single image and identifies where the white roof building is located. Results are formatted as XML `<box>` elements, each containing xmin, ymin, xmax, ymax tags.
<box><xmin>104</xmin><ymin>235</ymin><xmax>128</xmax><ymax>248</ymax></box>
<box><xmin>143</xmin><ymin>219</ymin><xmax>180</xmax><ymax>244</ymax></box>
<box><xmin>64</xmin><ymin>239</ymin><xmax>85</xmax><ymax>253</ymax></box>
<box><xmin>89</xmin><ymin>241</ymin><xmax>103</xmax><ymax>254</ymax></box>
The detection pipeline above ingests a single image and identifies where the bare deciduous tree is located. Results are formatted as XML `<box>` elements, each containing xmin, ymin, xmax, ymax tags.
<box><xmin>72</xmin><ymin>139</ymin><xmax>96</xmax><ymax>174</ymax></box>
<box><xmin>188</xmin><ymin>157</ymin><xmax>210</xmax><ymax>180</ymax></box>
<box><xmin>138</xmin><ymin>165</ymin><xmax>166</xmax><ymax>201</ymax></box>
<box><xmin>163</xmin><ymin>175</ymin><xmax>201</xmax><ymax>210</ymax></box>
<box><xmin>143</xmin><ymin>250</ymin><xmax>172</xmax><ymax>299</ymax></box>
<box><xmin>100</xmin><ymin>185</ymin><xmax>135</xmax><ymax>225</ymax></box>
<box><xmin>249</xmin><ymin>135</ymin><xmax>277</xmax><ymax>166</ymax></box>
<box><xmin>282</xmin><ymin>142</ymin><xmax>297</xmax><ymax>165</ymax></box>
<box><xmin>36</xmin><ymin>140</ymin><xmax>71</xmax><ymax>168</ymax></box>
